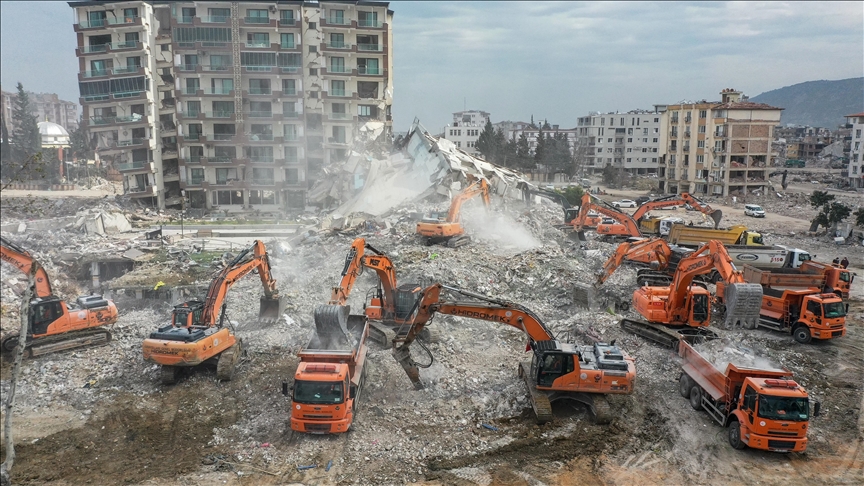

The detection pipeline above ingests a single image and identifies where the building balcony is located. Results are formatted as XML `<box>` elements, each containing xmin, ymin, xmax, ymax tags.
<box><xmin>79</xmin><ymin>69</ymin><xmax>111</xmax><ymax>80</ymax></box>
<box><xmin>322</xmin><ymin>17</ymin><xmax>352</xmax><ymax>28</ymax></box>
<box><xmin>75</xmin><ymin>16</ymin><xmax>142</xmax><ymax>31</ymax></box>
<box><xmin>279</xmin><ymin>18</ymin><xmax>298</xmax><ymax>26</ymax></box>
<box><xmin>115</xmin><ymin>160</ymin><xmax>151</xmax><ymax>172</ymax></box>
<box><xmin>88</xmin><ymin>115</ymin><xmax>148</xmax><ymax>127</ymax></box>
<box><xmin>328</xmin><ymin>113</ymin><xmax>352</xmax><ymax>121</ymax></box>
<box><xmin>77</xmin><ymin>41</ymin><xmax>143</xmax><ymax>56</ymax></box>
<box><xmin>246</xmin><ymin>88</ymin><xmax>273</xmax><ymax>95</ymax></box>
<box><xmin>201</xmin><ymin>16</ymin><xmax>229</xmax><ymax>24</ymax></box>
<box><xmin>323</xmin><ymin>42</ymin><xmax>354</xmax><ymax>51</ymax></box>
<box><xmin>279</xmin><ymin>66</ymin><xmax>302</xmax><ymax>74</ymax></box>
<box><xmin>243</xmin><ymin>66</ymin><xmax>276</xmax><ymax>74</ymax></box>
<box><xmin>325</xmin><ymin>90</ymin><xmax>355</xmax><ymax>99</ymax></box>
<box><xmin>202</xmin><ymin>64</ymin><xmax>233</xmax><ymax>72</ymax></box>
<box><xmin>357</xmin><ymin>19</ymin><xmax>384</xmax><ymax>29</ymax></box>
<box><xmin>247</xmin><ymin>133</ymin><xmax>277</xmax><ymax>142</ymax></box>
<box><xmin>127</xmin><ymin>186</ymin><xmax>158</xmax><ymax>197</ymax></box>
<box><xmin>357</xmin><ymin>43</ymin><xmax>383</xmax><ymax>52</ymax></box>
<box><xmin>246</xmin><ymin>111</ymin><xmax>274</xmax><ymax>119</ymax></box>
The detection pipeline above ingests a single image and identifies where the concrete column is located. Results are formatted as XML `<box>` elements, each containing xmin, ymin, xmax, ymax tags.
<box><xmin>90</xmin><ymin>262</ymin><xmax>101</xmax><ymax>290</ymax></box>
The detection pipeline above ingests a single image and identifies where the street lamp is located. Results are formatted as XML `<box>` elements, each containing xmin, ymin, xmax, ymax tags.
<box><xmin>180</xmin><ymin>189</ymin><xmax>186</xmax><ymax>237</ymax></box>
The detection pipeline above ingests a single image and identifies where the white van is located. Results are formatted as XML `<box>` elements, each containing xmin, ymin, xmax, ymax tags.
<box><xmin>744</xmin><ymin>204</ymin><xmax>766</xmax><ymax>218</ymax></box>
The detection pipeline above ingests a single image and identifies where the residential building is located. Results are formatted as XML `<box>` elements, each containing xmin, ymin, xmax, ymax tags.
<box><xmin>846</xmin><ymin>112</ymin><xmax>864</xmax><ymax>189</ymax></box>
<box><xmin>442</xmin><ymin>110</ymin><xmax>489</xmax><ymax>154</ymax></box>
<box><xmin>575</xmin><ymin>110</ymin><xmax>662</xmax><ymax>176</ymax></box>
<box><xmin>69</xmin><ymin>0</ymin><xmax>393</xmax><ymax>211</ymax></box>
<box><xmin>658</xmin><ymin>89</ymin><xmax>782</xmax><ymax>197</ymax></box>
<box><xmin>1</xmin><ymin>88</ymin><xmax>79</xmax><ymax>135</ymax></box>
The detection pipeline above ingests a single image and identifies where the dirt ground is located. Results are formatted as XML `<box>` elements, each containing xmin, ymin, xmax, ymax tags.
<box><xmin>1</xmin><ymin>184</ymin><xmax>862</xmax><ymax>486</ymax></box>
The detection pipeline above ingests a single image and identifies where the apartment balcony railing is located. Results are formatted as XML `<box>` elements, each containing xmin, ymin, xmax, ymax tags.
<box><xmin>684</xmin><ymin>116</ymin><xmax>692</xmax><ymax>122</ymax></box>
<box><xmin>280</xmin><ymin>66</ymin><xmax>301</xmax><ymax>73</ymax></box>
<box><xmin>284</xmin><ymin>134</ymin><xmax>298</xmax><ymax>142</ymax></box>
<box><xmin>252</xmin><ymin>179</ymin><xmax>275</xmax><ymax>185</ymax></box>
<box><xmin>358</xmin><ymin>66</ymin><xmax>380</xmax><ymax>75</ymax></box>
<box><xmin>246</xmin><ymin>41</ymin><xmax>270</xmax><ymax>48</ymax></box>
<box><xmin>77</xmin><ymin>16</ymin><xmax>141</xmax><ymax>28</ymax></box>
<box><xmin>684</xmin><ymin>131</ymin><xmax>691</xmax><ymax>138</ymax></box>
<box><xmin>113</xmin><ymin>66</ymin><xmax>141</xmax><ymax>74</ymax></box>
<box><xmin>80</xmin><ymin>44</ymin><xmax>110</xmax><ymax>54</ymax></box>
<box><xmin>249</xmin><ymin>156</ymin><xmax>274</xmax><ymax>163</ymax></box>
<box><xmin>244</xmin><ymin>16</ymin><xmax>271</xmax><ymax>24</ymax></box>
<box><xmin>209</xmin><ymin>156</ymin><xmax>232</xmax><ymax>163</ymax></box>
<box><xmin>248</xmin><ymin>133</ymin><xmax>274</xmax><ymax>141</ymax></box>
<box><xmin>671</xmin><ymin>117</ymin><xmax>679</xmax><ymax>124</ymax></box>
<box><xmin>330</xmin><ymin>89</ymin><xmax>347</xmax><ymax>97</ymax></box>
<box><xmin>203</xmin><ymin>64</ymin><xmax>232</xmax><ymax>72</ymax></box>
<box><xmin>326</xmin><ymin>17</ymin><xmax>351</xmax><ymax>25</ymax></box>
<box><xmin>358</xmin><ymin>19</ymin><xmax>382</xmax><ymax>28</ymax></box>
<box><xmin>357</xmin><ymin>43</ymin><xmax>382</xmax><ymax>52</ymax></box>
<box><xmin>247</xmin><ymin>111</ymin><xmax>273</xmax><ymax>118</ymax></box>
<box><xmin>282</xmin><ymin>112</ymin><xmax>299</xmax><ymax>119</ymax></box>
<box><xmin>202</xmin><ymin>16</ymin><xmax>228</xmax><ymax>23</ymax></box>
<box><xmin>188</xmin><ymin>156</ymin><xmax>203</xmax><ymax>163</ymax></box>
<box><xmin>329</xmin><ymin>113</ymin><xmax>351</xmax><ymax>120</ymax></box>
<box><xmin>279</xmin><ymin>18</ymin><xmax>296</xmax><ymax>26</ymax></box>
<box><xmin>281</xmin><ymin>90</ymin><xmax>297</xmax><ymax>96</ymax></box>
<box><xmin>206</xmin><ymin>111</ymin><xmax>235</xmax><ymax>118</ymax></box>
<box><xmin>90</xmin><ymin>115</ymin><xmax>144</xmax><ymax>125</ymax></box>
<box><xmin>176</xmin><ymin>16</ymin><xmax>194</xmax><ymax>24</ymax></box>
<box><xmin>213</xmin><ymin>133</ymin><xmax>236</xmax><ymax>141</ymax></box>
<box><xmin>113</xmin><ymin>91</ymin><xmax>144</xmax><ymax>99</ymax></box>
<box><xmin>328</xmin><ymin>65</ymin><xmax>350</xmax><ymax>73</ymax></box>
<box><xmin>178</xmin><ymin>64</ymin><xmax>198</xmax><ymax>72</ymax></box>
<box><xmin>189</xmin><ymin>177</ymin><xmax>205</xmax><ymax>185</ymax></box>
<box><xmin>202</xmin><ymin>87</ymin><xmax>234</xmax><ymax>95</ymax></box>
<box><xmin>115</xmin><ymin>161</ymin><xmax>146</xmax><ymax>171</ymax></box>
<box><xmin>117</xmin><ymin>138</ymin><xmax>147</xmax><ymax>147</ymax></box>
<box><xmin>246</xmin><ymin>66</ymin><xmax>274</xmax><ymax>72</ymax></box>
<box><xmin>248</xmin><ymin>88</ymin><xmax>272</xmax><ymax>95</ymax></box>
<box><xmin>325</xmin><ymin>42</ymin><xmax>352</xmax><ymax>50</ymax></box>
<box><xmin>280</xmin><ymin>42</ymin><xmax>296</xmax><ymax>49</ymax></box>
<box><xmin>181</xmin><ymin>88</ymin><xmax>200</xmax><ymax>95</ymax></box>
<box><xmin>683</xmin><ymin>146</ymin><xmax>690</xmax><ymax>152</ymax></box>
<box><xmin>185</xmin><ymin>133</ymin><xmax>202</xmax><ymax>141</ymax></box>
<box><xmin>82</xmin><ymin>70</ymin><xmax>111</xmax><ymax>78</ymax></box>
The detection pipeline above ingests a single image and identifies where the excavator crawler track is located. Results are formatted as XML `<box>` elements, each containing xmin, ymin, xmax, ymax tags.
<box><xmin>368</xmin><ymin>322</ymin><xmax>397</xmax><ymax>347</ymax></box>
<box><xmin>620</xmin><ymin>319</ymin><xmax>716</xmax><ymax>350</ymax></box>
<box><xmin>518</xmin><ymin>362</ymin><xmax>553</xmax><ymax>424</ymax></box>
<box><xmin>548</xmin><ymin>392</ymin><xmax>612</xmax><ymax>424</ymax></box>
<box><xmin>446</xmin><ymin>235</ymin><xmax>472</xmax><ymax>248</ymax></box>
<box><xmin>216</xmin><ymin>339</ymin><xmax>242</xmax><ymax>381</ymax></box>
<box><xmin>2</xmin><ymin>328</ymin><xmax>112</xmax><ymax>360</ymax></box>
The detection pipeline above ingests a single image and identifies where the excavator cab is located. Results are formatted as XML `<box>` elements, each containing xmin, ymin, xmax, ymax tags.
<box><xmin>29</xmin><ymin>297</ymin><xmax>65</xmax><ymax>336</ymax></box>
<box><xmin>394</xmin><ymin>283</ymin><xmax>422</xmax><ymax>320</ymax></box>
<box><xmin>171</xmin><ymin>300</ymin><xmax>205</xmax><ymax>328</ymax></box>
<box><xmin>690</xmin><ymin>291</ymin><xmax>710</xmax><ymax>326</ymax></box>
<box><xmin>532</xmin><ymin>350</ymin><xmax>576</xmax><ymax>387</ymax></box>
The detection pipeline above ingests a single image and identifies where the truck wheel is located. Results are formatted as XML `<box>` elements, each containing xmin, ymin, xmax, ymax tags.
<box><xmin>728</xmin><ymin>420</ymin><xmax>746</xmax><ymax>450</ymax></box>
<box><xmin>679</xmin><ymin>374</ymin><xmax>693</xmax><ymax>398</ymax></box>
<box><xmin>792</xmin><ymin>325</ymin><xmax>812</xmax><ymax>344</ymax></box>
<box><xmin>689</xmin><ymin>386</ymin><xmax>703</xmax><ymax>411</ymax></box>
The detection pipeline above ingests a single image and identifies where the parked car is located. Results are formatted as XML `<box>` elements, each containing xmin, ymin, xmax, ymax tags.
<box><xmin>744</xmin><ymin>204</ymin><xmax>766</xmax><ymax>218</ymax></box>
<box><xmin>613</xmin><ymin>199</ymin><xmax>637</xmax><ymax>208</ymax></box>
<box><xmin>635</xmin><ymin>196</ymin><xmax>651</xmax><ymax>205</ymax></box>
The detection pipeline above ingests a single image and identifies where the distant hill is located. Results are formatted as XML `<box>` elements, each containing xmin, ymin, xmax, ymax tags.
<box><xmin>749</xmin><ymin>78</ymin><xmax>863</xmax><ymax>128</ymax></box>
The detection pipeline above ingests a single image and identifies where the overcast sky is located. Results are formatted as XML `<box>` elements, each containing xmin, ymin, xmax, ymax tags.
<box><xmin>2</xmin><ymin>1</ymin><xmax>861</xmax><ymax>133</ymax></box>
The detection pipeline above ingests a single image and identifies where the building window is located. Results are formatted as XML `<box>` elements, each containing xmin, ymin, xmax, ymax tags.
<box><xmin>246</xmin><ymin>9</ymin><xmax>269</xmax><ymax>23</ymax></box>
<box><xmin>332</xmin><ymin>126</ymin><xmax>346</xmax><ymax>143</ymax></box>
<box><xmin>358</xmin><ymin>58</ymin><xmax>379</xmax><ymax>75</ymax></box>
<box><xmin>247</xmin><ymin>32</ymin><xmax>269</xmax><ymax>47</ymax></box>
<box><xmin>281</xmin><ymin>33</ymin><xmax>295</xmax><ymax>49</ymax></box>
<box><xmin>358</xmin><ymin>105</ymin><xmax>377</xmax><ymax>118</ymax></box>
<box><xmin>698</xmin><ymin>140</ymin><xmax>705</xmax><ymax>148</ymax></box>
<box><xmin>251</xmin><ymin>168</ymin><xmax>274</xmax><ymax>185</ymax></box>
<box><xmin>358</xmin><ymin>10</ymin><xmax>378</xmax><ymax>27</ymax></box>
<box><xmin>699</xmin><ymin>110</ymin><xmax>707</xmax><ymax>118</ymax></box>
<box><xmin>698</xmin><ymin>125</ymin><xmax>706</xmax><ymax>133</ymax></box>
<box><xmin>279</xmin><ymin>10</ymin><xmax>295</xmax><ymax>25</ymax></box>
<box><xmin>329</xmin><ymin>33</ymin><xmax>345</xmax><ymax>48</ymax></box>
<box><xmin>627</xmin><ymin>138</ymin><xmax>633</xmax><ymax>142</ymax></box>
<box><xmin>189</xmin><ymin>168</ymin><xmax>204</xmax><ymax>185</ymax></box>
<box><xmin>249</xmin><ymin>79</ymin><xmax>271</xmax><ymax>95</ymax></box>
<box><xmin>330</xmin><ymin>79</ymin><xmax>345</xmax><ymax>96</ymax></box>
<box><xmin>330</xmin><ymin>56</ymin><xmax>345</xmax><ymax>73</ymax></box>
<box><xmin>309</xmin><ymin>45</ymin><xmax>317</xmax><ymax>53</ymax></box>
<box><xmin>281</xmin><ymin>79</ymin><xmax>296</xmax><ymax>95</ymax></box>
<box><xmin>208</xmin><ymin>8</ymin><xmax>230</xmax><ymax>22</ymax></box>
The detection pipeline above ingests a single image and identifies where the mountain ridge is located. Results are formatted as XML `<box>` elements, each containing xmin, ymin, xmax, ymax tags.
<box><xmin>749</xmin><ymin>78</ymin><xmax>863</xmax><ymax>128</ymax></box>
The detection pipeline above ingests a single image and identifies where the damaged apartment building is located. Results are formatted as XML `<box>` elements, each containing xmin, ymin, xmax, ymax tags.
<box><xmin>70</xmin><ymin>0</ymin><xmax>393</xmax><ymax>211</ymax></box>
<box><xmin>657</xmin><ymin>89</ymin><xmax>782</xmax><ymax>197</ymax></box>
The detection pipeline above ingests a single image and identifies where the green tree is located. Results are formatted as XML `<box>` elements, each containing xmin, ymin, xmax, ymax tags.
<box><xmin>602</xmin><ymin>163</ymin><xmax>616</xmax><ymax>186</ymax></box>
<box><xmin>558</xmin><ymin>185</ymin><xmax>584</xmax><ymax>205</ymax></box>
<box><xmin>69</xmin><ymin>120</ymin><xmax>93</xmax><ymax>161</ymax></box>
<box><xmin>533</xmin><ymin>126</ymin><xmax>546</xmax><ymax>168</ymax></box>
<box><xmin>547</xmin><ymin>132</ymin><xmax>572</xmax><ymax>175</ymax></box>
<box><xmin>493</xmin><ymin>128</ymin><xmax>506</xmax><ymax>165</ymax></box>
<box><xmin>516</xmin><ymin>133</ymin><xmax>530</xmax><ymax>164</ymax></box>
<box><xmin>809</xmin><ymin>190</ymin><xmax>834</xmax><ymax>209</ymax></box>
<box><xmin>853</xmin><ymin>207</ymin><xmax>864</xmax><ymax>227</ymax></box>
<box><xmin>0</xmin><ymin>108</ymin><xmax>10</xmax><ymax>164</ymax></box>
<box><xmin>501</xmin><ymin>136</ymin><xmax>518</xmax><ymax>168</ymax></box>
<box><xmin>11</xmin><ymin>83</ymin><xmax>41</xmax><ymax>163</ymax></box>
<box><xmin>475</xmin><ymin>120</ymin><xmax>497</xmax><ymax>162</ymax></box>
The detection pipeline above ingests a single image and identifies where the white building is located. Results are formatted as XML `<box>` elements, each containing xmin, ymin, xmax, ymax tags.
<box><xmin>441</xmin><ymin>110</ymin><xmax>489</xmax><ymax>154</ymax></box>
<box><xmin>69</xmin><ymin>0</ymin><xmax>394</xmax><ymax>211</ymax></box>
<box><xmin>575</xmin><ymin>110</ymin><xmax>662</xmax><ymax>175</ymax></box>
<box><xmin>846</xmin><ymin>112</ymin><xmax>864</xmax><ymax>189</ymax></box>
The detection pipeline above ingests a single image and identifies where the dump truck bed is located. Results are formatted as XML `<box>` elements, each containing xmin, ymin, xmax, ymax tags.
<box><xmin>743</xmin><ymin>265</ymin><xmax>826</xmax><ymax>288</ymax></box>
<box><xmin>668</xmin><ymin>224</ymin><xmax>747</xmax><ymax>246</ymax></box>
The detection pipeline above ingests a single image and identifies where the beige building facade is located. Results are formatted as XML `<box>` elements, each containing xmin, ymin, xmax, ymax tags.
<box><xmin>658</xmin><ymin>89</ymin><xmax>782</xmax><ymax>197</ymax></box>
<box><xmin>69</xmin><ymin>0</ymin><xmax>393</xmax><ymax>211</ymax></box>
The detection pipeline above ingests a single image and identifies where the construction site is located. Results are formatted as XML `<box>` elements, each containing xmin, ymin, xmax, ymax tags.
<box><xmin>1</xmin><ymin>123</ymin><xmax>863</xmax><ymax>486</ymax></box>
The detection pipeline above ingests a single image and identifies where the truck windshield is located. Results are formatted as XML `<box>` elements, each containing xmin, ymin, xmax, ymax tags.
<box><xmin>758</xmin><ymin>395</ymin><xmax>809</xmax><ymax>422</ymax></box>
<box><xmin>824</xmin><ymin>302</ymin><xmax>846</xmax><ymax>318</ymax></box>
<box><xmin>798</xmin><ymin>253</ymin><xmax>811</xmax><ymax>262</ymax></box>
<box><xmin>838</xmin><ymin>271</ymin><xmax>851</xmax><ymax>283</ymax></box>
<box><xmin>751</xmin><ymin>235</ymin><xmax>764</xmax><ymax>245</ymax></box>
<box><xmin>293</xmin><ymin>381</ymin><xmax>343</xmax><ymax>404</ymax></box>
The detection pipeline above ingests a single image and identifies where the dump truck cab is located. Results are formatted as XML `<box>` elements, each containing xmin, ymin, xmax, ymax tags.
<box><xmin>758</xmin><ymin>288</ymin><xmax>846</xmax><ymax>343</ymax></box>
<box><xmin>731</xmin><ymin>376</ymin><xmax>810</xmax><ymax>452</ymax></box>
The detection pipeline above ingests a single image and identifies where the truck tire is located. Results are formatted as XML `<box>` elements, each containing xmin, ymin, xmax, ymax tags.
<box><xmin>728</xmin><ymin>420</ymin><xmax>747</xmax><ymax>450</ymax></box>
<box><xmin>689</xmin><ymin>386</ymin><xmax>703</xmax><ymax>411</ymax></box>
<box><xmin>792</xmin><ymin>325</ymin><xmax>812</xmax><ymax>345</ymax></box>
<box><xmin>679</xmin><ymin>374</ymin><xmax>693</xmax><ymax>398</ymax></box>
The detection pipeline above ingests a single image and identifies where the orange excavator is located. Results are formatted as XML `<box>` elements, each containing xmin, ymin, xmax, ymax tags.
<box><xmin>1</xmin><ymin>236</ymin><xmax>117</xmax><ymax>358</ymax></box>
<box><xmin>416</xmin><ymin>174</ymin><xmax>491</xmax><ymax>247</ymax></box>
<box><xmin>621</xmin><ymin>240</ymin><xmax>763</xmax><ymax>348</ymax></box>
<box><xmin>595</xmin><ymin>237</ymin><xmax>676</xmax><ymax>285</ymax></box>
<box><xmin>388</xmin><ymin>283</ymin><xmax>636</xmax><ymax>424</ymax></box>
<box><xmin>572</xmin><ymin>194</ymin><xmax>641</xmax><ymax>241</ymax></box>
<box><xmin>603</xmin><ymin>193</ymin><xmax>722</xmax><ymax>236</ymax></box>
<box><xmin>142</xmin><ymin>240</ymin><xmax>287</xmax><ymax>384</ymax></box>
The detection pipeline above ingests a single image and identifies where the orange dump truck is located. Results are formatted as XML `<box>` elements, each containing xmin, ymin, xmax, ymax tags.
<box><xmin>678</xmin><ymin>340</ymin><xmax>813</xmax><ymax>452</ymax></box>
<box><xmin>288</xmin><ymin>306</ymin><xmax>368</xmax><ymax>434</ymax></box>
<box><xmin>743</xmin><ymin>263</ymin><xmax>852</xmax><ymax>299</ymax></box>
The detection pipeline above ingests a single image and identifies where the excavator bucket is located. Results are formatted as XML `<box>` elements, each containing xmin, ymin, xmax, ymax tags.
<box><xmin>723</xmin><ymin>283</ymin><xmax>763</xmax><ymax>329</ymax></box>
<box><xmin>313</xmin><ymin>304</ymin><xmax>355</xmax><ymax>348</ymax></box>
<box><xmin>709</xmin><ymin>209</ymin><xmax>723</xmax><ymax>229</ymax></box>
<box><xmin>259</xmin><ymin>295</ymin><xmax>288</xmax><ymax>323</ymax></box>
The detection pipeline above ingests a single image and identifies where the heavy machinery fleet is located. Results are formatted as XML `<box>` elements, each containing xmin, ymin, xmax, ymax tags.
<box><xmin>0</xmin><ymin>188</ymin><xmax>851</xmax><ymax>452</ymax></box>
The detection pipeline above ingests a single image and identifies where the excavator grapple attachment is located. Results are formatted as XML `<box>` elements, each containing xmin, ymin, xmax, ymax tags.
<box><xmin>723</xmin><ymin>282</ymin><xmax>763</xmax><ymax>329</ymax></box>
<box><xmin>259</xmin><ymin>295</ymin><xmax>288</xmax><ymax>323</ymax></box>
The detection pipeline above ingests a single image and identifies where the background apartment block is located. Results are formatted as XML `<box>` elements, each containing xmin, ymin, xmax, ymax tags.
<box><xmin>440</xmin><ymin>110</ymin><xmax>489</xmax><ymax>155</ymax></box>
<box><xmin>1</xmin><ymin>88</ymin><xmax>79</xmax><ymax>135</ymax></box>
<box><xmin>575</xmin><ymin>110</ymin><xmax>661</xmax><ymax>176</ymax></box>
<box><xmin>658</xmin><ymin>89</ymin><xmax>782</xmax><ymax>197</ymax></box>
<box><xmin>847</xmin><ymin>112</ymin><xmax>864</xmax><ymax>189</ymax></box>
<box><xmin>70</xmin><ymin>0</ymin><xmax>393</xmax><ymax>211</ymax></box>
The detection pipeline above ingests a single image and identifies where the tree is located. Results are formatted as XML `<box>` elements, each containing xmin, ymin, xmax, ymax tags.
<box><xmin>501</xmin><ymin>136</ymin><xmax>518</xmax><ymax>169</ymax></box>
<box><xmin>533</xmin><ymin>126</ymin><xmax>546</xmax><ymax>169</ymax></box>
<box><xmin>69</xmin><ymin>120</ymin><xmax>93</xmax><ymax>161</ymax></box>
<box><xmin>475</xmin><ymin>120</ymin><xmax>497</xmax><ymax>162</ymax></box>
<box><xmin>809</xmin><ymin>189</ymin><xmax>851</xmax><ymax>232</ymax></box>
<box><xmin>559</xmin><ymin>185</ymin><xmax>584</xmax><ymax>206</ymax></box>
<box><xmin>602</xmin><ymin>163</ymin><xmax>616</xmax><ymax>186</ymax></box>
<box><xmin>809</xmin><ymin>190</ymin><xmax>834</xmax><ymax>209</ymax></box>
<box><xmin>0</xmin><ymin>109</ymin><xmax>10</xmax><ymax>164</ymax></box>
<box><xmin>492</xmin><ymin>128</ymin><xmax>506</xmax><ymax>165</ymax></box>
<box><xmin>11</xmin><ymin>83</ymin><xmax>41</xmax><ymax>164</ymax></box>
<box><xmin>516</xmin><ymin>133</ymin><xmax>531</xmax><ymax>167</ymax></box>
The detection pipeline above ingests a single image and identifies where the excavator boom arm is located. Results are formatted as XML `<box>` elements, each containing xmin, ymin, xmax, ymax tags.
<box><xmin>666</xmin><ymin>241</ymin><xmax>746</xmax><ymax>310</ymax></box>
<box><xmin>200</xmin><ymin>240</ymin><xmax>280</xmax><ymax>326</ymax></box>
<box><xmin>575</xmin><ymin>194</ymin><xmax>641</xmax><ymax>236</ymax></box>
<box><xmin>1</xmin><ymin>236</ymin><xmax>54</xmax><ymax>297</ymax></box>
<box><xmin>597</xmin><ymin>238</ymin><xmax>672</xmax><ymax>285</ymax></box>
<box><xmin>446</xmin><ymin>178</ymin><xmax>491</xmax><ymax>222</ymax></box>
<box><xmin>329</xmin><ymin>238</ymin><xmax>399</xmax><ymax>311</ymax></box>
<box><xmin>631</xmin><ymin>193</ymin><xmax>721</xmax><ymax>228</ymax></box>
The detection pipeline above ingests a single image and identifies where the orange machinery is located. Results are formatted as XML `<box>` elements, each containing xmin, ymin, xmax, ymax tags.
<box><xmin>288</xmin><ymin>305</ymin><xmax>369</xmax><ymax>434</ymax></box>
<box><xmin>519</xmin><ymin>184</ymin><xmax>601</xmax><ymax>229</ymax></box>
<box><xmin>142</xmin><ymin>240</ymin><xmax>286</xmax><ymax>384</ymax></box>
<box><xmin>621</xmin><ymin>240</ymin><xmax>763</xmax><ymax>348</ymax></box>
<box><xmin>416</xmin><ymin>175</ymin><xmax>491</xmax><ymax>247</ymax></box>
<box><xmin>390</xmin><ymin>283</ymin><xmax>636</xmax><ymax>424</ymax></box>
<box><xmin>678</xmin><ymin>339</ymin><xmax>812</xmax><ymax>452</ymax></box>
<box><xmin>572</xmin><ymin>194</ymin><xmax>642</xmax><ymax>240</ymax></box>
<box><xmin>1</xmin><ymin>236</ymin><xmax>117</xmax><ymax>358</ymax></box>
<box><xmin>608</xmin><ymin>193</ymin><xmax>722</xmax><ymax>236</ymax></box>
<box><xmin>595</xmin><ymin>237</ymin><xmax>675</xmax><ymax>285</ymax></box>
<box><xmin>797</xmin><ymin>260</ymin><xmax>853</xmax><ymax>298</ymax></box>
